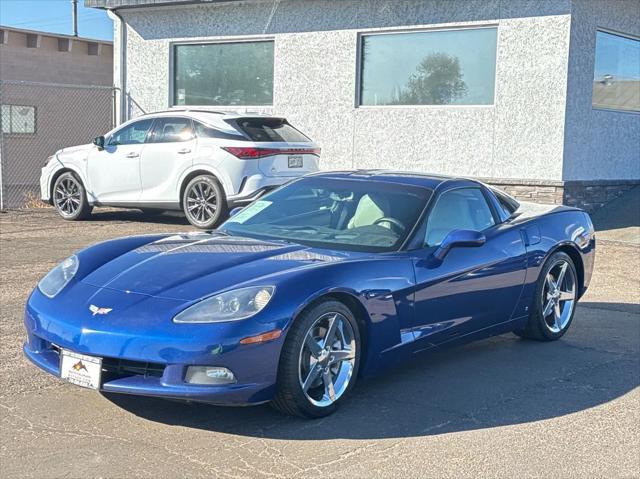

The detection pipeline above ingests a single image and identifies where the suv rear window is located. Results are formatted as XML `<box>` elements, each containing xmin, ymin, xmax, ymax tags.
<box><xmin>231</xmin><ymin>118</ymin><xmax>310</xmax><ymax>143</ymax></box>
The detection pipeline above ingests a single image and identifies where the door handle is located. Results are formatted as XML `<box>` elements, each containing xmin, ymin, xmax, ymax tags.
<box><xmin>177</xmin><ymin>148</ymin><xmax>191</xmax><ymax>154</ymax></box>
<box><xmin>126</xmin><ymin>152</ymin><xmax>139</xmax><ymax>158</ymax></box>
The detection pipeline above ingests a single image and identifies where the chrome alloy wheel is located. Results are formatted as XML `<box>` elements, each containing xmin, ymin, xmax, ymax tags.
<box><xmin>298</xmin><ymin>312</ymin><xmax>356</xmax><ymax>408</ymax></box>
<box><xmin>54</xmin><ymin>177</ymin><xmax>81</xmax><ymax>216</ymax></box>
<box><xmin>542</xmin><ymin>259</ymin><xmax>576</xmax><ymax>333</ymax></box>
<box><xmin>186</xmin><ymin>181</ymin><xmax>218</xmax><ymax>226</ymax></box>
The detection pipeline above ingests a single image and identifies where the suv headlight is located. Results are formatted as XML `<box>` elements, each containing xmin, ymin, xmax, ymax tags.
<box><xmin>173</xmin><ymin>286</ymin><xmax>275</xmax><ymax>323</ymax></box>
<box><xmin>38</xmin><ymin>255</ymin><xmax>79</xmax><ymax>298</ymax></box>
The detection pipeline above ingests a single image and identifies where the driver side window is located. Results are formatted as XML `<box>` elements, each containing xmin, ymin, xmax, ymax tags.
<box><xmin>425</xmin><ymin>188</ymin><xmax>495</xmax><ymax>247</ymax></box>
<box><xmin>107</xmin><ymin>119</ymin><xmax>153</xmax><ymax>146</ymax></box>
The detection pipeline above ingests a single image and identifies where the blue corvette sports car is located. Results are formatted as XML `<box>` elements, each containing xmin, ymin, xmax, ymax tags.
<box><xmin>24</xmin><ymin>171</ymin><xmax>595</xmax><ymax>417</ymax></box>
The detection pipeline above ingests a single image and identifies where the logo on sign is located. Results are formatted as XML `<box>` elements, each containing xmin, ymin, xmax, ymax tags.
<box><xmin>72</xmin><ymin>361</ymin><xmax>88</xmax><ymax>372</ymax></box>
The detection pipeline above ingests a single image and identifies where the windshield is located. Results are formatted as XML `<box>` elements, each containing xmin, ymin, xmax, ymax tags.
<box><xmin>222</xmin><ymin>177</ymin><xmax>431</xmax><ymax>252</ymax></box>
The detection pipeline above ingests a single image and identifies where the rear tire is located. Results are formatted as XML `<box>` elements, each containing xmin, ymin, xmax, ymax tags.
<box><xmin>272</xmin><ymin>300</ymin><xmax>361</xmax><ymax>418</ymax></box>
<box><xmin>52</xmin><ymin>172</ymin><xmax>92</xmax><ymax>221</ymax></box>
<box><xmin>182</xmin><ymin>175</ymin><xmax>226</xmax><ymax>229</ymax></box>
<box><xmin>515</xmin><ymin>251</ymin><xmax>578</xmax><ymax>341</ymax></box>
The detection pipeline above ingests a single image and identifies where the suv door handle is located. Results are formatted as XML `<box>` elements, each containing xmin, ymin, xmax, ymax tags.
<box><xmin>126</xmin><ymin>152</ymin><xmax>139</xmax><ymax>158</ymax></box>
<box><xmin>177</xmin><ymin>148</ymin><xmax>191</xmax><ymax>154</ymax></box>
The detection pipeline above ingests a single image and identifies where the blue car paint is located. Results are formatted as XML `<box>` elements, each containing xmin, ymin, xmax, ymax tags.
<box><xmin>23</xmin><ymin>172</ymin><xmax>596</xmax><ymax>405</ymax></box>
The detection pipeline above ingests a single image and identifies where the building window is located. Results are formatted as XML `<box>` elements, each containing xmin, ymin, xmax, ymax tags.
<box><xmin>359</xmin><ymin>27</ymin><xmax>497</xmax><ymax>106</ymax></box>
<box><xmin>592</xmin><ymin>30</ymin><xmax>640</xmax><ymax>112</ymax></box>
<box><xmin>1</xmin><ymin>105</ymin><xmax>36</xmax><ymax>134</ymax></box>
<box><xmin>173</xmin><ymin>41</ymin><xmax>274</xmax><ymax>106</ymax></box>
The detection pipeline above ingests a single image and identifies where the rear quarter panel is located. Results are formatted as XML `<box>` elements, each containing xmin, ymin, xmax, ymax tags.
<box><xmin>511</xmin><ymin>205</ymin><xmax>595</xmax><ymax>322</ymax></box>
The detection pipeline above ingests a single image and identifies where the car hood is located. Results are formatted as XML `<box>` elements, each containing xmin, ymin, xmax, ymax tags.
<box><xmin>81</xmin><ymin>232</ymin><xmax>354</xmax><ymax>301</ymax></box>
<box><xmin>57</xmin><ymin>143</ymin><xmax>93</xmax><ymax>156</ymax></box>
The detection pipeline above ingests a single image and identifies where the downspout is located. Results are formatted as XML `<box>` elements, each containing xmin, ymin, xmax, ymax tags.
<box><xmin>108</xmin><ymin>8</ymin><xmax>127</xmax><ymax>125</ymax></box>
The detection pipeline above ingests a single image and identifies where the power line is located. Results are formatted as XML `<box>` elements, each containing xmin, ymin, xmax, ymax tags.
<box><xmin>4</xmin><ymin>11</ymin><xmax>106</xmax><ymax>28</ymax></box>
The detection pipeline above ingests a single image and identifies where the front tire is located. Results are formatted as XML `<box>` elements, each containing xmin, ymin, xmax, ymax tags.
<box><xmin>515</xmin><ymin>251</ymin><xmax>578</xmax><ymax>341</ymax></box>
<box><xmin>52</xmin><ymin>172</ymin><xmax>92</xmax><ymax>221</ymax></box>
<box><xmin>182</xmin><ymin>175</ymin><xmax>226</xmax><ymax>229</ymax></box>
<box><xmin>272</xmin><ymin>300</ymin><xmax>361</xmax><ymax>418</ymax></box>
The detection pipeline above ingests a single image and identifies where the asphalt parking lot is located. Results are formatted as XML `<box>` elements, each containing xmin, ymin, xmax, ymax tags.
<box><xmin>1</xmin><ymin>207</ymin><xmax>638</xmax><ymax>478</ymax></box>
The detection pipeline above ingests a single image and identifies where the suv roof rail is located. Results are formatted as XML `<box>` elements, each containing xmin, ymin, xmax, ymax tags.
<box><xmin>165</xmin><ymin>106</ymin><xmax>229</xmax><ymax>115</ymax></box>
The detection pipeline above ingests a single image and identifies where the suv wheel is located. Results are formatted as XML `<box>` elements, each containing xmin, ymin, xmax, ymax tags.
<box><xmin>52</xmin><ymin>172</ymin><xmax>93</xmax><ymax>221</ymax></box>
<box><xmin>182</xmin><ymin>175</ymin><xmax>226</xmax><ymax>229</ymax></box>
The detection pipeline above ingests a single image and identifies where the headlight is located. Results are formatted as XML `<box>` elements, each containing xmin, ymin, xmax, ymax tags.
<box><xmin>173</xmin><ymin>286</ymin><xmax>275</xmax><ymax>323</ymax></box>
<box><xmin>38</xmin><ymin>255</ymin><xmax>79</xmax><ymax>298</ymax></box>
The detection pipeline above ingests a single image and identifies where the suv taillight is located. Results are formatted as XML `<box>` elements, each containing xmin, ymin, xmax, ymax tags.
<box><xmin>222</xmin><ymin>147</ymin><xmax>321</xmax><ymax>159</ymax></box>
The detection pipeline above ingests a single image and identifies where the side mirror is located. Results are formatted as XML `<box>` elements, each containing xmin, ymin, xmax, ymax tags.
<box><xmin>93</xmin><ymin>136</ymin><xmax>105</xmax><ymax>150</ymax></box>
<box><xmin>432</xmin><ymin>229</ymin><xmax>486</xmax><ymax>262</ymax></box>
<box><xmin>229</xmin><ymin>207</ymin><xmax>244</xmax><ymax>217</ymax></box>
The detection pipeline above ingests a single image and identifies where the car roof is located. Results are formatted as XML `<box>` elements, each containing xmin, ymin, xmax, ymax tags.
<box><xmin>306</xmin><ymin>170</ymin><xmax>482</xmax><ymax>190</ymax></box>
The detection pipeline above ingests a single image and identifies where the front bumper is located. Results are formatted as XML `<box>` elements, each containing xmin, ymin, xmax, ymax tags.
<box><xmin>40</xmin><ymin>166</ymin><xmax>51</xmax><ymax>202</ymax></box>
<box><xmin>23</xmin><ymin>341</ymin><xmax>273</xmax><ymax>405</ymax></box>
<box><xmin>23</xmin><ymin>291</ymin><xmax>285</xmax><ymax>405</ymax></box>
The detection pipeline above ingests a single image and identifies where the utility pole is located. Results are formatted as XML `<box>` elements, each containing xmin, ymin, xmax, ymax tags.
<box><xmin>71</xmin><ymin>0</ymin><xmax>78</xmax><ymax>37</ymax></box>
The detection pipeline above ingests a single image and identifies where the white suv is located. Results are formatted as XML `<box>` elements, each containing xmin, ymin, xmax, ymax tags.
<box><xmin>40</xmin><ymin>109</ymin><xmax>320</xmax><ymax>228</ymax></box>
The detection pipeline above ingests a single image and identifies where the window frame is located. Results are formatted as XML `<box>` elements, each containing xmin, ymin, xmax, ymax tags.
<box><xmin>1</xmin><ymin>104</ymin><xmax>37</xmax><ymax>135</ymax></box>
<box><xmin>355</xmin><ymin>24</ymin><xmax>499</xmax><ymax>109</ymax></box>
<box><xmin>169</xmin><ymin>37</ymin><xmax>276</xmax><ymax>108</ymax></box>
<box><xmin>592</xmin><ymin>28</ymin><xmax>640</xmax><ymax>114</ymax></box>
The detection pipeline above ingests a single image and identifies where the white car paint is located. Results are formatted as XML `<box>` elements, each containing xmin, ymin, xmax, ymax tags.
<box><xmin>41</xmin><ymin>109</ymin><xmax>320</xmax><ymax>212</ymax></box>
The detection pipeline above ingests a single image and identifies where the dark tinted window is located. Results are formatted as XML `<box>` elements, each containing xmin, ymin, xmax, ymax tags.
<box><xmin>149</xmin><ymin>117</ymin><xmax>194</xmax><ymax>143</ymax></box>
<box><xmin>232</xmin><ymin>118</ymin><xmax>310</xmax><ymax>142</ymax></box>
<box><xmin>425</xmin><ymin>188</ymin><xmax>496</xmax><ymax>246</ymax></box>
<box><xmin>108</xmin><ymin>119</ymin><xmax>154</xmax><ymax>145</ymax></box>
<box><xmin>489</xmin><ymin>187</ymin><xmax>520</xmax><ymax>215</ymax></box>
<box><xmin>194</xmin><ymin>121</ymin><xmax>247</xmax><ymax>141</ymax></box>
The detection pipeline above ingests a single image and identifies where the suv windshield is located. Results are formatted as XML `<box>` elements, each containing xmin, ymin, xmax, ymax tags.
<box><xmin>222</xmin><ymin>177</ymin><xmax>431</xmax><ymax>252</ymax></box>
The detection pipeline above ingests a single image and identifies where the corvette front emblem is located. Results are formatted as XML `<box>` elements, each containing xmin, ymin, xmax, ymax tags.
<box><xmin>89</xmin><ymin>304</ymin><xmax>113</xmax><ymax>316</ymax></box>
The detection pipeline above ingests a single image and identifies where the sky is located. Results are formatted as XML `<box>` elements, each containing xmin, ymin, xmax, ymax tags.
<box><xmin>0</xmin><ymin>0</ymin><xmax>113</xmax><ymax>41</ymax></box>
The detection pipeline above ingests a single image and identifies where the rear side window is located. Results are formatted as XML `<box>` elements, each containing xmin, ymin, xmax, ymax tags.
<box><xmin>194</xmin><ymin>121</ymin><xmax>247</xmax><ymax>141</ymax></box>
<box><xmin>149</xmin><ymin>117</ymin><xmax>194</xmax><ymax>143</ymax></box>
<box><xmin>231</xmin><ymin>118</ymin><xmax>310</xmax><ymax>142</ymax></box>
<box><xmin>490</xmin><ymin>187</ymin><xmax>520</xmax><ymax>215</ymax></box>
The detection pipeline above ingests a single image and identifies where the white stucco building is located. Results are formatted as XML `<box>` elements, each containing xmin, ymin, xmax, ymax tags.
<box><xmin>86</xmin><ymin>0</ymin><xmax>640</xmax><ymax>210</ymax></box>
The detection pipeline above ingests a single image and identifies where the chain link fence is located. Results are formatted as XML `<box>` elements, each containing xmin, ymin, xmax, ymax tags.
<box><xmin>0</xmin><ymin>80</ymin><xmax>116</xmax><ymax>209</ymax></box>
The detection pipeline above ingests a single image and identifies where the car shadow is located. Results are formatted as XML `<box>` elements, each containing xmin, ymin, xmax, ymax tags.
<box><xmin>87</xmin><ymin>209</ymin><xmax>191</xmax><ymax>226</ymax></box>
<box><xmin>104</xmin><ymin>302</ymin><xmax>639</xmax><ymax>439</ymax></box>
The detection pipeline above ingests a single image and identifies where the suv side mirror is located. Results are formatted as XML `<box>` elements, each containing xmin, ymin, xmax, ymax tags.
<box><xmin>432</xmin><ymin>229</ymin><xmax>486</xmax><ymax>262</ymax></box>
<box><xmin>93</xmin><ymin>136</ymin><xmax>105</xmax><ymax>150</ymax></box>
